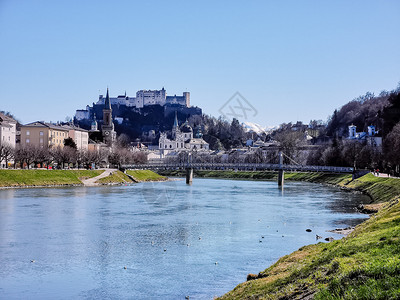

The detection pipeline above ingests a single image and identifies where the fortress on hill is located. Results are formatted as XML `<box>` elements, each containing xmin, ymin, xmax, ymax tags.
<box><xmin>76</xmin><ymin>87</ymin><xmax>191</xmax><ymax>121</ymax></box>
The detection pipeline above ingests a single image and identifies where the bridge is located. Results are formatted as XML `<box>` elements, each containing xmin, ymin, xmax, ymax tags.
<box><xmin>121</xmin><ymin>154</ymin><xmax>354</xmax><ymax>186</ymax></box>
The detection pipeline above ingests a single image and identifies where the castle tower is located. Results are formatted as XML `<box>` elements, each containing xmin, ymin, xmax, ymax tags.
<box><xmin>102</xmin><ymin>88</ymin><xmax>116</xmax><ymax>146</ymax></box>
<box><xmin>183</xmin><ymin>92</ymin><xmax>190</xmax><ymax>107</ymax></box>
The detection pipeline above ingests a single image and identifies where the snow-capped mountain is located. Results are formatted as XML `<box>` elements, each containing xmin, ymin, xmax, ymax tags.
<box><xmin>241</xmin><ymin>121</ymin><xmax>276</xmax><ymax>134</ymax></box>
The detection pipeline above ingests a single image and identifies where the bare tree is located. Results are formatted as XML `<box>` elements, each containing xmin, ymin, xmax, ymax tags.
<box><xmin>14</xmin><ymin>144</ymin><xmax>36</xmax><ymax>169</ymax></box>
<box><xmin>274</xmin><ymin>130</ymin><xmax>305</xmax><ymax>164</ymax></box>
<box><xmin>0</xmin><ymin>144</ymin><xmax>14</xmax><ymax>168</ymax></box>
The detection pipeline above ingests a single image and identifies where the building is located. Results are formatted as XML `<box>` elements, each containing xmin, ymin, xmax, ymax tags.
<box><xmin>0</xmin><ymin>112</ymin><xmax>17</xmax><ymax>167</ymax></box>
<box><xmin>87</xmin><ymin>88</ymin><xmax>190</xmax><ymax>111</ymax></box>
<box><xmin>62</xmin><ymin>125</ymin><xmax>89</xmax><ymax>151</ymax></box>
<box><xmin>0</xmin><ymin>112</ymin><xmax>17</xmax><ymax>149</ymax></box>
<box><xmin>20</xmin><ymin>121</ymin><xmax>69</xmax><ymax>148</ymax></box>
<box><xmin>135</xmin><ymin>88</ymin><xmax>167</xmax><ymax>108</ymax></box>
<box><xmin>166</xmin><ymin>92</ymin><xmax>190</xmax><ymax>107</ymax></box>
<box><xmin>348</xmin><ymin>124</ymin><xmax>382</xmax><ymax>147</ymax></box>
<box><xmin>75</xmin><ymin>106</ymin><xmax>91</xmax><ymax>121</ymax></box>
<box><xmin>159</xmin><ymin>113</ymin><xmax>209</xmax><ymax>156</ymax></box>
<box><xmin>101</xmin><ymin>88</ymin><xmax>116</xmax><ymax>146</ymax></box>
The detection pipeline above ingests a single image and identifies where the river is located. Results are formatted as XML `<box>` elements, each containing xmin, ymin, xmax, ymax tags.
<box><xmin>0</xmin><ymin>178</ymin><xmax>369</xmax><ymax>299</ymax></box>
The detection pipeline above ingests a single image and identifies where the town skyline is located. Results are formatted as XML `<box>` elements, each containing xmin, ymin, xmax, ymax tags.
<box><xmin>1</xmin><ymin>1</ymin><xmax>399</xmax><ymax>126</ymax></box>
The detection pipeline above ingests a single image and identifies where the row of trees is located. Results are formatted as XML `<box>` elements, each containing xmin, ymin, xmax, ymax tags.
<box><xmin>1</xmin><ymin>143</ymin><xmax>147</xmax><ymax>169</ymax></box>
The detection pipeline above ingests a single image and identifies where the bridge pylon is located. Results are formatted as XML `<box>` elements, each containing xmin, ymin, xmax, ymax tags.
<box><xmin>186</xmin><ymin>168</ymin><xmax>193</xmax><ymax>185</ymax></box>
<box><xmin>278</xmin><ymin>151</ymin><xmax>284</xmax><ymax>187</ymax></box>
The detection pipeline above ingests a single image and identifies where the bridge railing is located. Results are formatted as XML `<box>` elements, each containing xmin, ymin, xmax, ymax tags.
<box><xmin>121</xmin><ymin>162</ymin><xmax>354</xmax><ymax>173</ymax></box>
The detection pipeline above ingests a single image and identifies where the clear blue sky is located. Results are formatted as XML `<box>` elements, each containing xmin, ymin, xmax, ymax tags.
<box><xmin>0</xmin><ymin>0</ymin><xmax>399</xmax><ymax>127</ymax></box>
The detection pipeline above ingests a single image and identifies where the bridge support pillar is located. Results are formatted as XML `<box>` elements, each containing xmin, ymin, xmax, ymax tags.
<box><xmin>278</xmin><ymin>151</ymin><xmax>284</xmax><ymax>187</ymax></box>
<box><xmin>278</xmin><ymin>169</ymin><xmax>284</xmax><ymax>187</ymax></box>
<box><xmin>186</xmin><ymin>168</ymin><xmax>193</xmax><ymax>185</ymax></box>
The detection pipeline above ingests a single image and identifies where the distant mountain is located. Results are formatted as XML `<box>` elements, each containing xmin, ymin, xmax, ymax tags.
<box><xmin>241</xmin><ymin>121</ymin><xmax>275</xmax><ymax>134</ymax></box>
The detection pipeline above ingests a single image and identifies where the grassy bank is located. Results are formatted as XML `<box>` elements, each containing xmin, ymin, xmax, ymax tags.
<box><xmin>212</xmin><ymin>172</ymin><xmax>400</xmax><ymax>299</ymax></box>
<box><xmin>0</xmin><ymin>169</ymin><xmax>103</xmax><ymax>187</ymax></box>
<box><xmin>96</xmin><ymin>170</ymin><xmax>133</xmax><ymax>184</ymax></box>
<box><xmin>96</xmin><ymin>170</ymin><xmax>167</xmax><ymax>184</ymax></box>
<box><xmin>126</xmin><ymin>170</ymin><xmax>167</xmax><ymax>182</ymax></box>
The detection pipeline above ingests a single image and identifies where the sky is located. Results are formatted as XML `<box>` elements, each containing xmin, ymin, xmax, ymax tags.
<box><xmin>0</xmin><ymin>0</ymin><xmax>399</xmax><ymax>127</ymax></box>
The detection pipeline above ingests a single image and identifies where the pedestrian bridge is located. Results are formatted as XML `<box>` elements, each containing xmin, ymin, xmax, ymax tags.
<box><xmin>121</xmin><ymin>162</ymin><xmax>354</xmax><ymax>186</ymax></box>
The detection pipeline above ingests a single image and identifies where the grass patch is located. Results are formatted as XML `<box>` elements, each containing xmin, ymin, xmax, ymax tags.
<box><xmin>0</xmin><ymin>169</ymin><xmax>103</xmax><ymax>187</ymax></box>
<box><xmin>96</xmin><ymin>170</ymin><xmax>133</xmax><ymax>184</ymax></box>
<box><xmin>126</xmin><ymin>170</ymin><xmax>167</xmax><ymax>182</ymax></box>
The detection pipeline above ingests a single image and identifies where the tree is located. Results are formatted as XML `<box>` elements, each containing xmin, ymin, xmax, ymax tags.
<box><xmin>274</xmin><ymin>130</ymin><xmax>305</xmax><ymax>164</ymax></box>
<box><xmin>64</xmin><ymin>137</ymin><xmax>77</xmax><ymax>149</ymax></box>
<box><xmin>384</xmin><ymin>122</ymin><xmax>400</xmax><ymax>175</ymax></box>
<box><xmin>0</xmin><ymin>144</ymin><xmax>14</xmax><ymax>168</ymax></box>
<box><xmin>14</xmin><ymin>145</ymin><xmax>36</xmax><ymax>169</ymax></box>
<box><xmin>51</xmin><ymin>146</ymin><xmax>77</xmax><ymax>169</ymax></box>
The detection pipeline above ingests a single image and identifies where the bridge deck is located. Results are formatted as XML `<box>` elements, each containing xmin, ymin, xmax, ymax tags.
<box><xmin>122</xmin><ymin>163</ymin><xmax>354</xmax><ymax>173</ymax></box>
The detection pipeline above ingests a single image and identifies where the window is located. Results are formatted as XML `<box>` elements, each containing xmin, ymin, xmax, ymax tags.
<box><xmin>26</xmin><ymin>138</ymin><xmax>30</xmax><ymax>143</ymax></box>
<box><xmin>169</xmin><ymin>145</ymin><xmax>172</xmax><ymax>148</ymax></box>
<box><xmin>40</xmin><ymin>138</ymin><xmax>43</xmax><ymax>144</ymax></box>
<box><xmin>40</xmin><ymin>131</ymin><xmax>44</xmax><ymax>136</ymax></box>
<box><xmin>26</xmin><ymin>131</ymin><xmax>30</xmax><ymax>136</ymax></box>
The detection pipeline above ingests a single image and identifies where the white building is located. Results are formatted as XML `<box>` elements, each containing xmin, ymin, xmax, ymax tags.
<box><xmin>0</xmin><ymin>112</ymin><xmax>16</xmax><ymax>149</ymax></box>
<box><xmin>0</xmin><ymin>112</ymin><xmax>17</xmax><ymax>168</ymax></box>
<box><xmin>97</xmin><ymin>92</ymin><xmax>137</xmax><ymax>107</ymax></box>
<box><xmin>348</xmin><ymin>124</ymin><xmax>382</xmax><ymax>147</ymax></box>
<box><xmin>136</xmin><ymin>88</ymin><xmax>167</xmax><ymax>108</ymax></box>
<box><xmin>159</xmin><ymin>113</ymin><xmax>209</xmax><ymax>157</ymax></box>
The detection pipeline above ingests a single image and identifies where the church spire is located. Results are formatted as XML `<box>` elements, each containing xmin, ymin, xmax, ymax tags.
<box><xmin>105</xmin><ymin>88</ymin><xmax>111</xmax><ymax>109</ymax></box>
<box><xmin>173</xmin><ymin>111</ymin><xmax>179</xmax><ymax>129</ymax></box>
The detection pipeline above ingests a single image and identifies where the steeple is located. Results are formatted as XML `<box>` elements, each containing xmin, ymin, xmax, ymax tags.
<box><xmin>105</xmin><ymin>88</ymin><xmax>111</xmax><ymax>109</ymax></box>
<box><xmin>173</xmin><ymin>111</ymin><xmax>179</xmax><ymax>129</ymax></box>
<box><xmin>172</xmin><ymin>111</ymin><xmax>179</xmax><ymax>140</ymax></box>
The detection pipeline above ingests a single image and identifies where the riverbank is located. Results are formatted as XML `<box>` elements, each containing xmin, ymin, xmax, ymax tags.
<box><xmin>198</xmin><ymin>171</ymin><xmax>400</xmax><ymax>299</ymax></box>
<box><xmin>0</xmin><ymin>169</ymin><xmax>166</xmax><ymax>188</ymax></box>
<box><xmin>0</xmin><ymin>169</ymin><xmax>104</xmax><ymax>188</ymax></box>
<box><xmin>94</xmin><ymin>170</ymin><xmax>167</xmax><ymax>185</ymax></box>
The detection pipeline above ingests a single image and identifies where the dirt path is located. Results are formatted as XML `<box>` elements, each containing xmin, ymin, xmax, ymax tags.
<box><xmin>81</xmin><ymin>169</ymin><xmax>117</xmax><ymax>186</ymax></box>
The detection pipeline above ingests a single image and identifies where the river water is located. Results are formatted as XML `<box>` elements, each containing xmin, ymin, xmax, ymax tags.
<box><xmin>0</xmin><ymin>178</ymin><xmax>369</xmax><ymax>299</ymax></box>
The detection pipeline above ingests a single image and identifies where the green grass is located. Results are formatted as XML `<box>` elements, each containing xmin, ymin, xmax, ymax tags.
<box><xmin>126</xmin><ymin>170</ymin><xmax>167</xmax><ymax>182</ymax></box>
<box><xmin>217</xmin><ymin>172</ymin><xmax>400</xmax><ymax>299</ymax></box>
<box><xmin>96</xmin><ymin>170</ymin><xmax>134</xmax><ymax>184</ymax></box>
<box><xmin>342</xmin><ymin>173</ymin><xmax>400</xmax><ymax>203</ymax></box>
<box><xmin>0</xmin><ymin>169</ymin><xmax>103</xmax><ymax>187</ymax></box>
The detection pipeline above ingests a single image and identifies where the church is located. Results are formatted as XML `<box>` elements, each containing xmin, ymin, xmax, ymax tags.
<box><xmin>159</xmin><ymin>112</ymin><xmax>209</xmax><ymax>156</ymax></box>
<box><xmin>89</xmin><ymin>88</ymin><xmax>117</xmax><ymax>147</ymax></box>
